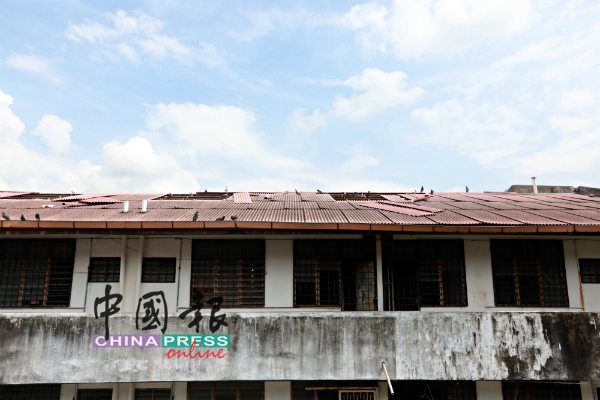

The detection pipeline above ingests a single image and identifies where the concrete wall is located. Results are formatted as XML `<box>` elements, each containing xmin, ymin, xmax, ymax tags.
<box><xmin>265</xmin><ymin>240</ymin><xmax>294</xmax><ymax>308</ymax></box>
<box><xmin>2</xmin><ymin>311</ymin><xmax>599</xmax><ymax>384</ymax></box>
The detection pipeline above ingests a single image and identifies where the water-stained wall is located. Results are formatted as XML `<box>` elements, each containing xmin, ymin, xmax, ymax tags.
<box><xmin>0</xmin><ymin>312</ymin><xmax>599</xmax><ymax>384</ymax></box>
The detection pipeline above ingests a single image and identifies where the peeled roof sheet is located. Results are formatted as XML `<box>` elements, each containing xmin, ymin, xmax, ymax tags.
<box><xmin>0</xmin><ymin>191</ymin><xmax>36</xmax><ymax>199</ymax></box>
<box><xmin>448</xmin><ymin>202</ymin><xmax>495</xmax><ymax>210</ymax></box>
<box><xmin>51</xmin><ymin>193</ymin><xmax>118</xmax><ymax>202</ymax></box>
<box><xmin>486</xmin><ymin>210</ymin><xmax>566</xmax><ymax>225</ymax></box>
<box><xmin>342</xmin><ymin>209</ymin><xmax>393</xmax><ymax>224</ymax></box>
<box><xmin>359</xmin><ymin>202</ymin><xmax>434</xmax><ymax>216</ymax></box>
<box><xmin>378</xmin><ymin>201</ymin><xmax>442</xmax><ymax>213</ymax></box>
<box><xmin>451</xmin><ymin>210</ymin><xmax>523</xmax><ymax>225</ymax></box>
<box><xmin>377</xmin><ymin>210</ymin><xmax>437</xmax><ymax>225</ymax></box>
<box><xmin>82</xmin><ymin>197</ymin><xmax>123</xmax><ymax>204</ymax></box>
<box><xmin>426</xmin><ymin>211</ymin><xmax>481</xmax><ymax>225</ymax></box>
<box><xmin>233</xmin><ymin>192</ymin><xmax>252</xmax><ymax>204</ymax></box>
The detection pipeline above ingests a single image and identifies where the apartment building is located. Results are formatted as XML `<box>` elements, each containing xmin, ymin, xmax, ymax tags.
<box><xmin>1</xmin><ymin>190</ymin><xmax>599</xmax><ymax>400</ymax></box>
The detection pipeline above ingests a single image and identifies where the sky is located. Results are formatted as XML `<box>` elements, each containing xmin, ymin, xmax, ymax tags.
<box><xmin>1</xmin><ymin>0</ymin><xmax>600</xmax><ymax>194</ymax></box>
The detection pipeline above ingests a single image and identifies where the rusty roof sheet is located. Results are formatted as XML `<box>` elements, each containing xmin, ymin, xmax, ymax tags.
<box><xmin>378</xmin><ymin>201</ymin><xmax>442</xmax><ymax>213</ymax></box>
<box><xmin>378</xmin><ymin>210</ymin><xmax>437</xmax><ymax>225</ymax></box>
<box><xmin>342</xmin><ymin>209</ymin><xmax>393</xmax><ymax>224</ymax></box>
<box><xmin>358</xmin><ymin>202</ymin><xmax>435</xmax><ymax>216</ymax></box>
<box><xmin>525</xmin><ymin>210</ymin><xmax>600</xmax><ymax>225</ymax></box>
<box><xmin>0</xmin><ymin>191</ymin><xmax>37</xmax><ymax>199</ymax></box>
<box><xmin>82</xmin><ymin>197</ymin><xmax>123</xmax><ymax>204</ymax></box>
<box><xmin>451</xmin><ymin>210</ymin><xmax>523</xmax><ymax>225</ymax></box>
<box><xmin>304</xmin><ymin>209</ymin><xmax>348</xmax><ymax>223</ymax></box>
<box><xmin>486</xmin><ymin>210</ymin><xmax>566</xmax><ymax>225</ymax></box>
<box><xmin>50</xmin><ymin>193</ymin><xmax>118</xmax><ymax>202</ymax></box>
<box><xmin>426</xmin><ymin>211</ymin><xmax>480</xmax><ymax>225</ymax></box>
<box><xmin>448</xmin><ymin>202</ymin><xmax>495</xmax><ymax>210</ymax></box>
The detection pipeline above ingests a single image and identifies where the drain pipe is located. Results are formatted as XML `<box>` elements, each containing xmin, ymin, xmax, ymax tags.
<box><xmin>532</xmin><ymin>177</ymin><xmax>538</xmax><ymax>195</ymax></box>
<box><xmin>134</xmin><ymin>235</ymin><xmax>145</xmax><ymax>310</ymax></box>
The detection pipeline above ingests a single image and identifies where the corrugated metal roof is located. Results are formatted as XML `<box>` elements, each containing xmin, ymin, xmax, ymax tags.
<box><xmin>486</xmin><ymin>210</ymin><xmax>566</xmax><ymax>225</ymax></box>
<box><xmin>233</xmin><ymin>192</ymin><xmax>252</xmax><ymax>204</ymax></box>
<box><xmin>378</xmin><ymin>201</ymin><xmax>442</xmax><ymax>213</ymax></box>
<box><xmin>451</xmin><ymin>210</ymin><xmax>523</xmax><ymax>225</ymax></box>
<box><xmin>426</xmin><ymin>211</ymin><xmax>481</xmax><ymax>225</ymax></box>
<box><xmin>0</xmin><ymin>191</ymin><xmax>37</xmax><ymax>199</ymax></box>
<box><xmin>50</xmin><ymin>193</ymin><xmax>118</xmax><ymax>202</ymax></box>
<box><xmin>358</xmin><ymin>202</ymin><xmax>435</xmax><ymax>216</ymax></box>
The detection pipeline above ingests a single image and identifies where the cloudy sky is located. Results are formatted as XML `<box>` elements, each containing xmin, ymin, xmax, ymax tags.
<box><xmin>1</xmin><ymin>1</ymin><xmax>599</xmax><ymax>193</ymax></box>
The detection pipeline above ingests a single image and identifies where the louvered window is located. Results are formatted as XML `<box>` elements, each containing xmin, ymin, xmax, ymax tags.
<box><xmin>390</xmin><ymin>381</ymin><xmax>476</xmax><ymax>400</ymax></box>
<box><xmin>382</xmin><ymin>240</ymin><xmax>467</xmax><ymax>310</ymax></box>
<box><xmin>0</xmin><ymin>384</ymin><xmax>61</xmax><ymax>400</ymax></box>
<box><xmin>191</xmin><ymin>240</ymin><xmax>265</xmax><ymax>307</ymax></box>
<box><xmin>0</xmin><ymin>239</ymin><xmax>76</xmax><ymax>308</ymax></box>
<box><xmin>88</xmin><ymin>258</ymin><xmax>120</xmax><ymax>282</ymax></box>
<box><xmin>294</xmin><ymin>240</ymin><xmax>377</xmax><ymax>310</ymax></box>
<box><xmin>502</xmin><ymin>382</ymin><xmax>581</xmax><ymax>400</ymax></box>
<box><xmin>188</xmin><ymin>381</ymin><xmax>264</xmax><ymax>400</ymax></box>
<box><xmin>491</xmin><ymin>240</ymin><xmax>568</xmax><ymax>307</ymax></box>
<box><xmin>579</xmin><ymin>259</ymin><xmax>600</xmax><ymax>283</ymax></box>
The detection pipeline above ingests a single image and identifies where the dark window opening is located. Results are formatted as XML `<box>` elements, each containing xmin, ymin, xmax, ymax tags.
<box><xmin>391</xmin><ymin>381</ymin><xmax>476</xmax><ymax>400</ymax></box>
<box><xmin>141</xmin><ymin>258</ymin><xmax>176</xmax><ymax>283</ymax></box>
<box><xmin>502</xmin><ymin>382</ymin><xmax>582</xmax><ymax>400</ymax></box>
<box><xmin>0</xmin><ymin>239</ymin><xmax>76</xmax><ymax>308</ymax></box>
<box><xmin>491</xmin><ymin>240</ymin><xmax>569</xmax><ymax>307</ymax></box>
<box><xmin>0</xmin><ymin>384</ymin><xmax>61</xmax><ymax>400</ymax></box>
<box><xmin>188</xmin><ymin>381</ymin><xmax>264</xmax><ymax>400</ymax></box>
<box><xmin>580</xmin><ymin>259</ymin><xmax>600</xmax><ymax>283</ymax></box>
<box><xmin>78</xmin><ymin>389</ymin><xmax>113</xmax><ymax>400</ymax></box>
<box><xmin>292</xmin><ymin>381</ymin><xmax>377</xmax><ymax>400</ymax></box>
<box><xmin>88</xmin><ymin>258</ymin><xmax>121</xmax><ymax>282</ymax></box>
<box><xmin>135</xmin><ymin>389</ymin><xmax>171</xmax><ymax>400</ymax></box>
<box><xmin>294</xmin><ymin>240</ymin><xmax>377</xmax><ymax>310</ymax></box>
<box><xmin>382</xmin><ymin>240</ymin><xmax>467</xmax><ymax>311</ymax></box>
<box><xmin>191</xmin><ymin>240</ymin><xmax>265</xmax><ymax>307</ymax></box>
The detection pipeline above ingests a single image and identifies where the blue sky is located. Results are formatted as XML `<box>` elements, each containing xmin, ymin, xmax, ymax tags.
<box><xmin>1</xmin><ymin>1</ymin><xmax>599</xmax><ymax>193</ymax></box>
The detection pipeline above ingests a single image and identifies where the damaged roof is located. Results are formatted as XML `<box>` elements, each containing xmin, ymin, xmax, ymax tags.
<box><xmin>1</xmin><ymin>190</ymin><xmax>600</xmax><ymax>233</ymax></box>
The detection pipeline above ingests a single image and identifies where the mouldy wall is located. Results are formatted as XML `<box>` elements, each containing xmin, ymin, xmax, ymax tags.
<box><xmin>0</xmin><ymin>312</ymin><xmax>599</xmax><ymax>384</ymax></box>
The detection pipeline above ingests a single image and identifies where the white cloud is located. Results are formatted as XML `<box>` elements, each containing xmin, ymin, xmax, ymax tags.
<box><xmin>31</xmin><ymin>115</ymin><xmax>74</xmax><ymax>154</ymax></box>
<box><xmin>288</xmin><ymin>108</ymin><xmax>327</xmax><ymax>133</ymax></box>
<box><xmin>340</xmin><ymin>0</ymin><xmax>534</xmax><ymax>59</ymax></box>
<box><xmin>331</xmin><ymin>68</ymin><xmax>424</xmax><ymax>120</ymax></box>
<box><xmin>558</xmin><ymin>89</ymin><xmax>595</xmax><ymax>111</ymax></box>
<box><xmin>7</xmin><ymin>54</ymin><xmax>59</xmax><ymax>82</ymax></box>
<box><xmin>66</xmin><ymin>10</ymin><xmax>224</xmax><ymax>67</ymax></box>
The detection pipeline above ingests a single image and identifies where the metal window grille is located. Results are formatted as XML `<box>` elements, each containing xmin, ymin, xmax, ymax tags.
<box><xmin>0</xmin><ymin>384</ymin><xmax>61</xmax><ymax>400</ymax></box>
<box><xmin>141</xmin><ymin>258</ymin><xmax>176</xmax><ymax>283</ymax></box>
<box><xmin>390</xmin><ymin>381</ymin><xmax>476</xmax><ymax>400</ymax></box>
<box><xmin>188</xmin><ymin>381</ymin><xmax>264</xmax><ymax>400</ymax></box>
<box><xmin>294</xmin><ymin>240</ymin><xmax>377</xmax><ymax>310</ymax></box>
<box><xmin>579</xmin><ymin>259</ymin><xmax>600</xmax><ymax>283</ymax></box>
<box><xmin>135</xmin><ymin>389</ymin><xmax>171</xmax><ymax>400</ymax></box>
<box><xmin>191</xmin><ymin>240</ymin><xmax>265</xmax><ymax>307</ymax></box>
<box><xmin>502</xmin><ymin>382</ymin><xmax>582</xmax><ymax>400</ymax></box>
<box><xmin>491</xmin><ymin>240</ymin><xmax>569</xmax><ymax>307</ymax></box>
<box><xmin>292</xmin><ymin>381</ymin><xmax>377</xmax><ymax>400</ymax></box>
<box><xmin>77</xmin><ymin>389</ymin><xmax>113</xmax><ymax>400</ymax></box>
<box><xmin>0</xmin><ymin>239</ymin><xmax>76</xmax><ymax>308</ymax></box>
<box><xmin>382</xmin><ymin>240</ymin><xmax>467</xmax><ymax>311</ymax></box>
<box><xmin>88</xmin><ymin>258</ymin><xmax>121</xmax><ymax>282</ymax></box>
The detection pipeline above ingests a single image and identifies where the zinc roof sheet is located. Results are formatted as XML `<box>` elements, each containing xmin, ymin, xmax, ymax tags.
<box><xmin>342</xmin><ymin>209</ymin><xmax>393</xmax><ymax>224</ymax></box>
<box><xmin>378</xmin><ymin>201</ymin><xmax>442</xmax><ymax>213</ymax></box>
<box><xmin>377</xmin><ymin>210</ymin><xmax>437</xmax><ymax>225</ymax></box>
<box><xmin>359</xmin><ymin>202</ymin><xmax>434</xmax><ymax>216</ymax></box>
<box><xmin>486</xmin><ymin>210</ymin><xmax>566</xmax><ymax>225</ymax></box>
<box><xmin>51</xmin><ymin>193</ymin><xmax>118</xmax><ymax>202</ymax></box>
<box><xmin>451</xmin><ymin>210</ymin><xmax>523</xmax><ymax>225</ymax></box>
<box><xmin>448</xmin><ymin>202</ymin><xmax>495</xmax><ymax>210</ymax></box>
<box><xmin>0</xmin><ymin>191</ymin><xmax>36</xmax><ymax>199</ymax></box>
<box><xmin>426</xmin><ymin>211</ymin><xmax>481</xmax><ymax>225</ymax></box>
<box><xmin>562</xmin><ymin>210</ymin><xmax>600</xmax><ymax>222</ymax></box>
<box><xmin>304</xmin><ymin>209</ymin><xmax>348</xmax><ymax>223</ymax></box>
<box><xmin>525</xmin><ymin>210</ymin><xmax>600</xmax><ymax>225</ymax></box>
<box><xmin>233</xmin><ymin>192</ymin><xmax>252</xmax><ymax>204</ymax></box>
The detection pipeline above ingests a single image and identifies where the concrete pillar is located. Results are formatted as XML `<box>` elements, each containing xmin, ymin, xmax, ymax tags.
<box><xmin>265</xmin><ymin>240</ymin><xmax>294</xmax><ymax>307</ymax></box>
<box><xmin>173</xmin><ymin>382</ymin><xmax>187</xmax><ymax>400</ymax></box>
<box><xmin>265</xmin><ymin>382</ymin><xmax>291</xmax><ymax>400</ymax></box>
<box><xmin>475</xmin><ymin>381</ymin><xmax>503</xmax><ymax>400</ymax></box>
<box><xmin>178</xmin><ymin>239</ymin><xmax>193</xmax><ymax>310</ymax></box>
<box><xmin>134</xmin><ymin>235</ymin><xmax>145</xmax><ymax>312</ymax></box>
<box><xmin>378</xmin><ymin>382</ymin><xmax>389</xmax><ymax>400</ymax></box>
<box><xmin>463</xmin><ymin>240</ymin><xmax>495</xmax><ymax>310</ymax></box>
<box><xmin>376</xmin><ymin>237</ymin><xmax>384</xmax><ymax>311</ymax></box>
<box><xmin>70</xmin><ymin>239</ymin><xmax>92</xmax><ymax>310</ymax></box>
<box><xmin>60</xmin><ymin>384</ymin><xmax>76</xmax><ymax>400</ymax></box>
<box><xmin>580</xmin><ymin>382</ymin><xmax>596</xmax><ymax>400</ymax></box>
<box><xmin>119</xmin><ymin>235</ymin><xmax>128</xmax><ymax>296</ymax></box>
<box><xmin>116</xmin><ymin>383</ymin><xmax>134</xmax><ymax>400</ymax></box>
<box><xmin>563</xmin><ymin>240</ymin><xmax>583</xmax><ymax>308</ymax></box>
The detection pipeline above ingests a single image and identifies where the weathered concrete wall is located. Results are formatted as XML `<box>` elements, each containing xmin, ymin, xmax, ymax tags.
<box><xmin>1</xmin><ymin>312</ymin><xmax>599</xmax><ymax>384</ymax></box>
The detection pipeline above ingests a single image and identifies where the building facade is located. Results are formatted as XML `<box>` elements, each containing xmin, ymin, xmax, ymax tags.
<box><xmin>1</xmin><ymin>190</ymin><xmax>600</xmax><ymax>400</ymax></box>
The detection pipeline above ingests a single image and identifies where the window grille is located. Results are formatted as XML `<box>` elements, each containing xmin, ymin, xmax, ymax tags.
<box><xmin>191</xmin><ymin>240</ymin><xmax>265</xmax><ymax>307</ymax></box>
<box><xmin>188</xmin><ymin>381</ymin><xmax>264</xmax><ymax>400</ymax></box>
<box><xmin>382</xmin><ymin>240</ymin><xmax>467</xmax><ymax>311</ymax></box>
<box><xmin>78</xmin><ymin>389</ymin><xmax>113</xmax><ymax>400</ymax></box>
<box><xmin>88</xmin><ymin>258</ymin><xmax>121</xmax><ymax>282</ymax></box>
<box><xmin>135</xmin><ymin>389</ymin><xmax>171</xmax><ymax>400</ymax></box>
<box><xmin>390</xmin><ymin>381</ymin><xmax>476</xmax><ymax>400</ymax></box>
<box><xmin>491</xmin><ymin>240</ymin><xmax>569</xmax><ymax>307</ymax></box>
<box><xmin>292</xmin><ymin>381</ymin><xmax>377</xmax><ymax>400</ymax></box>
<box><xmin>502</xmin><ymin>382</ymin><xmax>582</xmax><ymax>400</ymax></box>
<box><xmin>0</xmin><ymin>384</ymin><xmax>61</xmax><ymax>400</ymax></box>
<box><xmin>294</xmin><ymin>240</ymin><xmax>377</xmax><ymax>310</ymax></box>
<box><xmin>0</xmin><ymin>239</ymin><xmax>76</xmax><ymax>308</ymax></box>
<box><xmin>141</xmin><ymin>258</ymin><xmax>176</xmax><ymax>283</ymax></box>
<box><xmin>579</xmin><ymin>259</ymin><xmax>600</xmax><ymax>283</ymax></box>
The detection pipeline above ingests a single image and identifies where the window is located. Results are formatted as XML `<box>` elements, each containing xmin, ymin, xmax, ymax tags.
<box><xmin>135</xmin><ymin>389</ymin><xmax>171</xmax><ymax>400</ymax></box>
<box><xmin>0</xmin><ymin>384</ymin><xmax>61</xmax><ymax>400</ymax></box>
<box><xmin>88</xmin><ymin>258</ymin><xmax>120</xmax><ymax>282</ymax></box>
<box><xmin>141</xmin><ymin>258</ymin><xmax>176</xmax><ymax>283</ymax></box>
<box><xmin>292</xmin><ymin>381</ymin><xmax>377</xmax><ymax>400</ymax></box>
<box><xmin>188</xmin><ymin>382</ymin><xmax>264</xmax><ymax>400</ymax></box>
<box><xmin>191</xmin><ymin>240</ymin><xmax>265</xmax><ymax>307</ymax></box>
<box><xmin>78</xmin><ymin>389</ymin><xmax>113</xmax><ymax>400</ymax></box>
<box><xmin>0</xmin><ymin>239</ymin><xmax>76</xmax><ymax>308</ymax></box>
<box><xmin>502</xmin><ymin>382</ymin><xmax>581</xmax><ymax>400</ymax></box>
<box><xmin>294</xmin><ymin>240</ymin><xmax>376</xmax><ymax>310</ymax></box>
<box><xmin>491</xmin><ymin>240</ymin><xmax>569</xmax><ymax>307</ymax></box>
<box><xmin>390</xmin><ymin>381</ymin><xmax>476</xmax><ymax>400</ymax></box>
<box><xmin>580</xmin><ymin>259</ymin><xmax>600</xmax><ymax>283</ymax></box>
<box><xmin>382</xmin><ymin>240</ymin><xmax>467</xmax><ymax>310</ymax></box>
